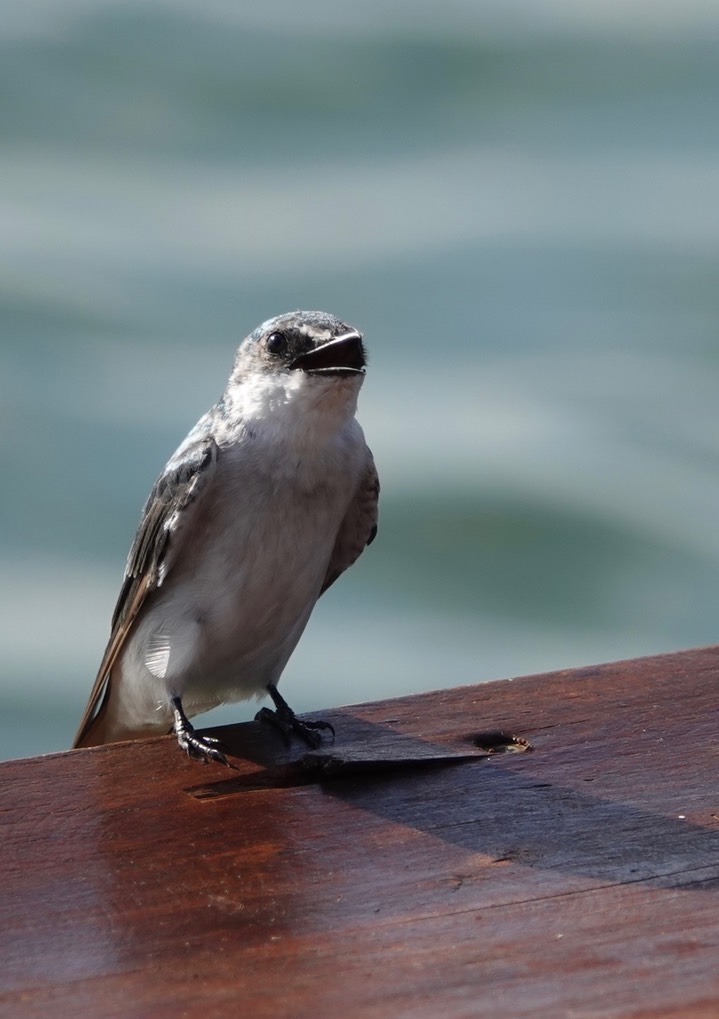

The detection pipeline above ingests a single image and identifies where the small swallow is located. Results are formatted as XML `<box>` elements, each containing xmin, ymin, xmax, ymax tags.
<box><xmin>73</xmin><ymin>310</ymin><xmax>378</xmax><ymax>764</ymax></box>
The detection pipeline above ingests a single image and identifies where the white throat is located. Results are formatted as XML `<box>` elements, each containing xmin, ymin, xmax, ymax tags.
<box><xmin>223</xmin><ymin>370</ymin><xmax>363</xmax><ymax>448</ymax></box>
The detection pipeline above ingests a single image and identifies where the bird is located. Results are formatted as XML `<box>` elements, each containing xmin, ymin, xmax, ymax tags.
<box><xmin>73</xmin><ymin>310</ymin><xmax>378</xmax><ymax>764</ymax></box>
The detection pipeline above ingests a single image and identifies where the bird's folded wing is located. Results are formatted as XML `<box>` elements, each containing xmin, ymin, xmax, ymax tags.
<box><xmin>72</xmin><ymin>432</ymin><xmax>219</xmax><ymax>747</ymax></box>
<box><xmin>321</xmin><ymin>449</ymin><xmax>379</xmax><ymax>595</ymax></box>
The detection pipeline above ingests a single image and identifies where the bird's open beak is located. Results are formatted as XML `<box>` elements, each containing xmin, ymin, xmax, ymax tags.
<box><xmin>290</xmin><ymin>332</ymin><xmax>366</xmax><ymax>376</ymax></box>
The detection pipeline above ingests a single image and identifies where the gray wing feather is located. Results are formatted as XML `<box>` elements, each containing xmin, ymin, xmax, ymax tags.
<box><xmin>321</xmin><ymin>449</ymin><xmax>379</xmax><ymax>595</ymax></box>
<box><xmin>112</xmin><ymin>435</ymin><xmax>218</xmax><ymax>631</ymax></box>
<box><xmin>73</xmin><ymin>431</ymin><xmax>218</xmax><ymax>747</ymax></box>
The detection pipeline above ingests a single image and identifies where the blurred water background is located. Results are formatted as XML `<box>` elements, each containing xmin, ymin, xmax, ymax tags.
<box><xmin>2</xmin><ymin>0</ymin><xmax>719</xmax><ymax>761</ymax></box>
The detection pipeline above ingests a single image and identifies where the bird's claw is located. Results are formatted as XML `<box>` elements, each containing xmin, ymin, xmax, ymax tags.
<box><xmin>177</xmin><ymin>730</ymin><xmax>231</xmax><ymax>766</ymax></box>
<box><xmin>255</xmin><ymin>706</ymin><xmax>335</xmax><ymax>749</ymax></box>
<box><xmin>171</xmin><ymin>695</ymin><xmax>231</xmax><ymax>766</ymax></box>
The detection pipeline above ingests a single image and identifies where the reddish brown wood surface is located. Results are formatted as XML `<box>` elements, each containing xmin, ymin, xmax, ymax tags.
<box><xmin>2</xmin><ymin>646</ymin><xmax>719</xmax><ymax>1018</ymax></box>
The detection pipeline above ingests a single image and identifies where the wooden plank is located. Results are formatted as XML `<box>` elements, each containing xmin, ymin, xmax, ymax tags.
<box><xmin>1</xmin><ymin>646</ymin><xmax>719</xmax><ymax>1018</ymax></box>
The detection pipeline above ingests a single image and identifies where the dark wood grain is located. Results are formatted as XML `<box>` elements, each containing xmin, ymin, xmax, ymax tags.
<box><xmin>2</xmin><ymin>646</ymin><xmax>719</xmax><ymax>1018</ymax></box>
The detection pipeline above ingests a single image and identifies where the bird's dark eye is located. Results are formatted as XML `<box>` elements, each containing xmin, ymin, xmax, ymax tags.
<box><xmin>266</xmin><ymin>332</ymin><xmax>287</xmax><ymax>355</ymax></box>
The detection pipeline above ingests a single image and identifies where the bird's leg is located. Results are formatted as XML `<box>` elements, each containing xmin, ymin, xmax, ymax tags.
<box><xmin>256</xmin><ymin>685</ymin><xmax>335</xmax><ymax>749</ymax></box>
<box><xmin>171</xmin><ymin>695</ymin><xmax>230</xmax><ymax>766</ymax></box>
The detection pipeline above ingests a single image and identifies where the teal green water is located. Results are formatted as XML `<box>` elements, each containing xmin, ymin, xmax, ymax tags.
<box><xmin>2</xmin><ymin>3</ymin><xmax>719</xmax><ymax>760</ymax></box>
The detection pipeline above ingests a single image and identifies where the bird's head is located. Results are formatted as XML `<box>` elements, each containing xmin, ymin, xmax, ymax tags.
<box><xmin>224</xmin><ymin>311</ymin><xmax>367</xmax><ymax>427</ymax></box>
<box><xmin>232</xmin><ymin>310</ymin><xmax>366</xmax><ymax>383</ymax></box>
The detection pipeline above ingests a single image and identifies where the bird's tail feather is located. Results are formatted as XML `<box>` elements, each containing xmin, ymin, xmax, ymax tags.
<box><xmin>73</xmin><ymin>710</ymin><xmax>111</xmax><ymax>748</ymax></box>
<box><xmin>73</xmin><ymin>705</ymin><xmax>163</xmax><ymax>748</ymax></box>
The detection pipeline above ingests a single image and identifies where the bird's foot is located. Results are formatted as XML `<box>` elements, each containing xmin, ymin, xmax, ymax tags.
<box><xmin>171</xmin><ymin>696</ymin><xmax>230</xmax><ymax>766</ymax></box>
<box><xmin>256</xmin><ymin>686</ymin><xmax>335</xmax><ymax>749</ymax></box>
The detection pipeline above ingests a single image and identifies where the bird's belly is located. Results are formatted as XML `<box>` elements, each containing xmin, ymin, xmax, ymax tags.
<box><xmin>117</xmin><ymin>492</ymin><xmax>344</xmax><ymax>725</ymax></box>
<box><xmin>184</xmin><ymin>530</ymin><xmax>330</xmax><ymax>696</ymax></box>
